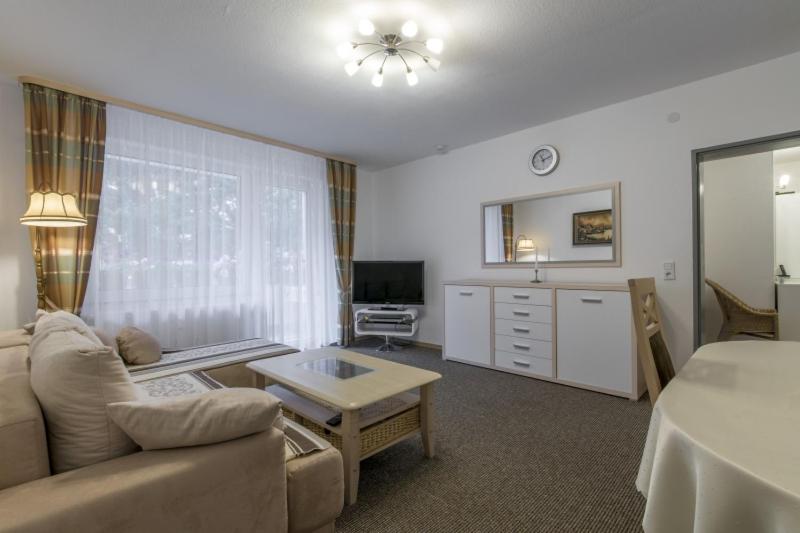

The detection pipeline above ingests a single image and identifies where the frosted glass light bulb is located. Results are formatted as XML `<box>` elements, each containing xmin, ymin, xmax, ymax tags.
<box><xmin>337</xmin><ymin>42</ymin><xmax>354</xmax><ymax>59</ymax></box>
<box><xmin>406</xmin><ymin>70</ymin><xmax>419</xmax><ymax>86</ymax></box>
<box><xmin>425</xmin><ymin>56</ymin><xmax>441</xmax><ymax>71</ymax></box>
<box><xmin>344</xmin><ymin>61</ymin><xmax>360</xmax><ymax>76</ymax></box>
<box><xmin>401</xmin><ymin>20</ymin><xmax>418</xmax><ymax>38</ymax></box>
<box><xmin>371</xmin><ymin>71</ymin><xmax>384</xmax><ymax>87</ymax></box>
<box><xmin>426</xmin><ymin>38</ymin><xmax>444</xmax><ymax>54</ymax></box>
<box><xmin>358</xmin><ymin>19</ymin><xmax>375</xmax><ymax>36</ymax></box>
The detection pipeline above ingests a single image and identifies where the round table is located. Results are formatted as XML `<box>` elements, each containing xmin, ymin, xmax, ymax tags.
<box><xmin>637</xmin><ymin>341</ymin><xmax>800</xmax><ymax>533</ymax></box>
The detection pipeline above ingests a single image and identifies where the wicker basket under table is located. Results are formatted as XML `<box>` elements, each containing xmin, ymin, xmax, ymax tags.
<box><xmin>269</xmin><ymin>385</ymin><xmax>421</xmax><ymax>458</ymax></box>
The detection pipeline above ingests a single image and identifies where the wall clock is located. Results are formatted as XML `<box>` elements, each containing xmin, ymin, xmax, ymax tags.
<box><xmin>529</xmin><ymin>145</ymin><xmax>559</xmax><ymax>176</ymax></box>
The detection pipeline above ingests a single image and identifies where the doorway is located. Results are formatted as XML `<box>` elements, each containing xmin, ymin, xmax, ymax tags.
<box><xmin>693</xmin><ymin>131</ymin><xmax>800</xmax><ymax>347</ymax></box>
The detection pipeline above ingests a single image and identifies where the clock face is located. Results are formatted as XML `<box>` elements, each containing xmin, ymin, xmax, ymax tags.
<box><xmin>529</xmin><ymin>145</ymin><xmax>559</xmax><ymax>175</ymax></box>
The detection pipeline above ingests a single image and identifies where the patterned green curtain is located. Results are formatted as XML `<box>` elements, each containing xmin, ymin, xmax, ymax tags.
<box><xmin>501</xmin><ymin>204</ymin><xmax>514</xmax><ymax>262</ymax></box>
<box><xmin>326</xmin><ymin>160</ymin><xmax>357</xmax><ymax>346</ymax></box>
<box><xmin>23</xmin><ymin>83</ymin><xmax>106</xmax><ymax>314</ymax></box>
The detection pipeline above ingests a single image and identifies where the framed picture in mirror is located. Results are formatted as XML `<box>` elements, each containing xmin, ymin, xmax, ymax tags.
<box><xmin>572</xmin><ymin>209</ymin><xmax>613</xmax><ymax>245</ymax></box>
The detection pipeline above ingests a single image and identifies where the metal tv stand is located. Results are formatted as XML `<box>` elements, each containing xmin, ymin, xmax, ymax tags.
<box><xmin>354</xmin><ymin>307</ymin><xmax>419</xmax><ymax>352</ymax></box>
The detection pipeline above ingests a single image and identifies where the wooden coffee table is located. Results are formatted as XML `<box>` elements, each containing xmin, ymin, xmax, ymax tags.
<box><xmin>247</xmin><ymin>347</ymin><xmax>441</xmax><ymax>505</ymax></box>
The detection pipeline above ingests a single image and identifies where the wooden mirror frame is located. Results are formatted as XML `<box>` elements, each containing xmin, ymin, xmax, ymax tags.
<box><xmin>481</xmin><ymin>181</ymin><xmax>622</xmax><ymax>269</ymax></box>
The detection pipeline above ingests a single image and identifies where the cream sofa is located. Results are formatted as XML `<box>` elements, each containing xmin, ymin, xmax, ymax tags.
<box><xmin>0</xmin><ymin>330</ymin><xmax>343</xmax><ymax>533</ymax></box>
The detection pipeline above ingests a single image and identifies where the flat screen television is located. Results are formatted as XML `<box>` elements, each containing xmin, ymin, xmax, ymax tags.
<box><xmin>352</xmin><ymin>261</ymin><xmax>424</xmax><ymax>305</ymax></box>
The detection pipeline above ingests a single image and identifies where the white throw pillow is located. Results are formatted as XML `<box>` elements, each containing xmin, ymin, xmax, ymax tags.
<box><xmin>29</xmin><ymin>328</ymin><xmax>139</xmax><ymax>473</ymax></box>
<box><xmin>107</xmin><ymin>388</ymin><xmax>281</xmax><ymax>451</ymax></box>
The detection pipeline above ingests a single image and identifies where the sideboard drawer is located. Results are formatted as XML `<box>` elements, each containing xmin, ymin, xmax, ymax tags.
<box><xmin>495</xmin><ymin>335</ymin><xmax>552</xmax><ymax>359</ymax></box>
<box><xmin>494</xmin><ymin>287</ymin><xmax>552</xmax><ymax>306</ymax></box>
<box><xmin>444</xmin><ymin>285</ymin><xmax>491</xmax><ymax>365</ymax></box>
<box><xmin>494</xmin><ymin>319</ymin><xmax>552</xmax><ymax>342</ymax></box>
<box><xmin>494</xmin><ymin>302</ymin><xmax>552</xmax><ymax>323</ymax></box>
<box><xmin>495</xmin><ymin>351</ymin><xmax>553</xmax><ymax>378</ymax></box>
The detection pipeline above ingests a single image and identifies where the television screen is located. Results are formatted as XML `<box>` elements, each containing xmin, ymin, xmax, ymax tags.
<box><xmin>352</xmin><ymin>261</ymin><xmax>424</xmax><ymax>305</ymax></box>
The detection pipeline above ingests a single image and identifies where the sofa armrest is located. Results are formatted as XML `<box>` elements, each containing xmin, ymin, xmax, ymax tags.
<box><xmin>286</xmin><ymin>447</ymin><xmax>344</xmax><ymax>533</ymax></box>
<box><xmin>0</xmin><ymin>428</ymin><xmax>288</xmax><ymax>533</ymax></box>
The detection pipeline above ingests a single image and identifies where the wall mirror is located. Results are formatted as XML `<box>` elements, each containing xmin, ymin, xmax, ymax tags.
<box><xmin>482</xmin><ymin>182</ymin><xmax>621</xmax><ymax>268</ymax></box>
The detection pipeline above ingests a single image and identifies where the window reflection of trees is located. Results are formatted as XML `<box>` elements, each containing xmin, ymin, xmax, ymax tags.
<box><xmin>96</xmin><ymin>154</ymin><xmax>307</xmax><ymax>300</ymax></box>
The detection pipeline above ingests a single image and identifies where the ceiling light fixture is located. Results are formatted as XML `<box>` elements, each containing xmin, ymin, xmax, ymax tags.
<box><xmin>337</xmin><ymin>19</ymin><xmax>444</xmax><ymax>87</ymax></box>
<box><xmin>358</xmin><ymin>19</ymin><xmax>375</xmax><ymax>36</ymax></box>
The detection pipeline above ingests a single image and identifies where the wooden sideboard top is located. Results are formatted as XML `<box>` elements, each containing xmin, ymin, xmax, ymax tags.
<box><xmin>443</xmin><ymin>279</ymin><xmax>630</xmax><ymax>291</ymax></box>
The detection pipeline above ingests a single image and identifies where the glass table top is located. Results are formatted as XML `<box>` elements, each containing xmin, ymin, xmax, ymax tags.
<box><xmin>297</xmin><ymin>357</ymin><xmax>374</xmax><ymax>380</ymax></box>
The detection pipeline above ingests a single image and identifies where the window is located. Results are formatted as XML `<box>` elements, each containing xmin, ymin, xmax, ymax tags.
<box><xmin>83</xmin><ymin>106</ymin><xmax>338</xmax><ymax>349</ymax></box>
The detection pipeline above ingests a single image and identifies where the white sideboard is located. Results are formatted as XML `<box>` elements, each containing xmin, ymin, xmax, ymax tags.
<box><xmin>443</xmin><ymin>280</ymin><xmax>644</xmax><ymax>400</ymax></box>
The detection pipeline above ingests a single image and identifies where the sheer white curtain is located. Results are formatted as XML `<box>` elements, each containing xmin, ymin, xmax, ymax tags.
<box><xmin>484</xmin><ymin>205</ymin><xmax>505</xmax><ymax>263</ymax></box>
<box><xmin>83</xmin><ymin>106</ymin><xmax>338</xmax><ymax>349</ymax></box>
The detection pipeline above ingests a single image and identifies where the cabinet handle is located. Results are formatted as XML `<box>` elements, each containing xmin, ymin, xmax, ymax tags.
<box><xmin>512</xmin><ymin>326</ymin><xmax>530</xmax><ymax>333</ymax></box>
<box><xmin>513</xmin><ymin>359</ymin><xmax>531</xmax><ymax>367</ymax></box>
<box><xmin>512</xmin><ymin>310</ymin><xmax>530</xmax><ymax>316</ymax></box>
<box><xmin>512</xmin><ymin>294</ymin><xmax>530</xmax><ymax>299</ymax></box>
<box><xmin>512</xmin><ymin>343</ymin><xmax>530</xmax><ymax>350</ymax></box>
<box><xmin>580</xmin><ymin>297</ymin><xmax>603</xmax><ymax>303</ymax></box>
<box><xmin>459</xmin><ymin>291</ymin><xmax>473</xmax><ymax>296</ymax></box>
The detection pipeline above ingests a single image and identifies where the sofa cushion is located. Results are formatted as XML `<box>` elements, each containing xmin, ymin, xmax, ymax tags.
<box><xmin>108</xmin><ymin>388</ymin><xmax>281</xmax><ymax>450</ymax></box>
<box><xmin>0</xmin><ymin>343</ymin><xmax>50</xmax><ymax>489</ymax></box>
<box><xmin>116</xmin><ymin>326</ymin><xmax>161</xmax><ymax>365</ymax></box>
<box><xmin>30</xmin><ymin>310</ymin><xmax>103</xmax><ymax>353</ymax></box>
<box><xmin>30</xmin><ymin>328</ymin><xmax>139</xmax><ymax>473</ymax></box>
<box><xmin>0</xmin><ymin>329</ymin><xmax>31</xmax><ymax>349</ymax></box>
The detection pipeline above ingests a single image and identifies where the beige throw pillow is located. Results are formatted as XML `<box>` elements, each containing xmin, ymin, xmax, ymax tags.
<box><xmin>107</xmin><ymin>388</ymin><xmax>281</xmax><ymax>450</ymax></box>
<box><xmin>30</xmin><ymin>310</ymin><xmax>103</xmax><ymax>350</ymax></box>
<box><xmin>116</xmin><ymin>327</ymin><xmax>162</xmax><ymax>365</ymax></box>
<box><xmin>29</xmin><ymin>329</ymin><xmax>139</xmax><ymax>473</ymax></box>
<box><xmin>92</xmin><ymin>327</ymin><xmax>119</xmax><ymax>353</ymax></box>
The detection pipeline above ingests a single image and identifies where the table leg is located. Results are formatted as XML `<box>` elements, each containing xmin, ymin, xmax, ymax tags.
<box><xmin>341</xmin><ymin>409</ymin><xmax>360</xmax><ymax>505</ymax></box>
<box><xmin>420</xmin><ymin>383</ymin><xmax>435</xmax><ymax>458</ymax></box>
<box><xmin>254</xmin><ymin>373</ymin><xmax>267</xmax><ymax>390</ymax></box>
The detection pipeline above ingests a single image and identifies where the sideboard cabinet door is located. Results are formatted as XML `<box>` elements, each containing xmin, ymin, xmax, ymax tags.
<box><xmin>556</xmin><ymin>289</ymin><xmax>633</xmax><ymax>394</ymax></box>
<box><xmin>444</xmin><ymin>285</ymin><xmax>491</xmax><ymax>365</ymax></box>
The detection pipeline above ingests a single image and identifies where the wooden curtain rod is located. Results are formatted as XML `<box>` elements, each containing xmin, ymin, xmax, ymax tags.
<box><xmin>18</xmin><ymin>76</ymin><xmax>357</xmax><ymax>166</ymax></box>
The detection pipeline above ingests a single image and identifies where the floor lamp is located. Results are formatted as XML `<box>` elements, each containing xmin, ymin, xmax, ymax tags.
<box><xmin>19</xmin><ymin>190</ymin><xmax>87</xmax><ymax>310</ymax></box>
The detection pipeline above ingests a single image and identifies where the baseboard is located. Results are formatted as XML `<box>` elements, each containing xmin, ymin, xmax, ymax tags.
<box><xmin>409</xmin><ymin>340</ymin><xmax>442</xmax><ymax>351</ymax></box>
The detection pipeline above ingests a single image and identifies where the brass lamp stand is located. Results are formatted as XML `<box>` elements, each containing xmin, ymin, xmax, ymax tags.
<box><xmin>514</xmin><ymin>234</ymin><xmax>541</xmax><ymax>284</ymax></box>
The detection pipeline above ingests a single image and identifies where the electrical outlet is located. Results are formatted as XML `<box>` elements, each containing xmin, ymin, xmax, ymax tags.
<box><xmin>663</xmin><ymin>261</ymin><xmax>676</xmax><ymax>281</ymax></box>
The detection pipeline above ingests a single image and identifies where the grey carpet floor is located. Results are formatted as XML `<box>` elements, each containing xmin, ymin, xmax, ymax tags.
<box><xmin>335</xmin><ymin>342</ymin><xmax>650</xmax><ymax>533</ymax></box>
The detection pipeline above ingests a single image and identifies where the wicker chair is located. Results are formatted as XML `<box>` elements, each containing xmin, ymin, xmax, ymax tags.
<box><xmin>705</xmin><ymin>278</ymin><xmax>779</xmax><ymax>341</ymax></box>
<box><xmin>628</xmin><ymin>278</ymin><xmax>676</xmax><ymax>406</ymax></box>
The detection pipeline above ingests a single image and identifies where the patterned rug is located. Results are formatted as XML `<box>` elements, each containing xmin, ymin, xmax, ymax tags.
<box><xmin>335</xmin><ymin>342</ymin><xmax>650</xmax><ymax>533</ymax></box>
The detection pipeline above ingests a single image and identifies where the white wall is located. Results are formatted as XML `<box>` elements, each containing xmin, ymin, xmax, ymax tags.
<box><xmin>0</xmin><ymin>77</ymin><xmax>36</xmax><ymax>328</ymax></box>
<box><xmin>359</xmin><ymin>50</ymin><xmax>800</xmax><ymax>369</ymax></box>
<box><xmin>701</xmin><ymin>153</ymin><xmax>774</xmax><ymax>343</ymax></box>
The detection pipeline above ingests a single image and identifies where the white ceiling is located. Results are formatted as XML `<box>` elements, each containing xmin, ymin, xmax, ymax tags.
<box><xmin>2</xmin><ymin>0</ymin><xmax>800</xmax><ymax>170</ymax></box>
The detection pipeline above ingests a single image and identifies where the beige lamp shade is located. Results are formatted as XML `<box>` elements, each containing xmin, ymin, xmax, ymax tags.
<box><xmin>516</xmin><ymin>236</ymin><xmax>535</xmax><ymax>251</ymax></box>
<box><xmin>19</xmin><ymin>191</ymin><xmax>87</xmax><ymax>227</ymax></box>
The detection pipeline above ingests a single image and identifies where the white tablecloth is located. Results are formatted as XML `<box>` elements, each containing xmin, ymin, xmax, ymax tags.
<box><xmin>637</xmin><ymin>341</ymin><xmax>800</xmax><ymax>533</ymax></box>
